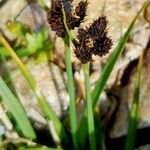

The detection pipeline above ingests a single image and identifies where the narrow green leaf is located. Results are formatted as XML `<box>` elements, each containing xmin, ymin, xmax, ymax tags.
<box><xmin>125</xmin><ymin>51</ymin><xmax>143</xmax><ymax>150</ymax></box>
<box><xmin>78</xmin><ymin>0</ymin><xmax>150</xmax><ymax>146</ymax></box>
<box><xmin>61</xmin><ymin>7</ymin><xmax>74</xmax><ymax>41</ymax></box>
<box><xmin>83</xmin><ymin>63</ymin><xmax>96</xmax><ymax>150</ymax></box>
<box><xmin>0</xmin><ymin>33</ymin><xmax>69</xmax><ymax>146</ymax></box>
<box><xmin>65</xmin><ymin>38</ymin><xmax>78</xmax><ymax>150</ymax></box>
<box><xmin>62</xmin><ymin>7</ymin><xmax>78</xmax><ymax>150</ymax></box>
<box><xmin>0</xmin><ymin>77</ymin><xmax>36</xmax><ymax>139</ymax></box>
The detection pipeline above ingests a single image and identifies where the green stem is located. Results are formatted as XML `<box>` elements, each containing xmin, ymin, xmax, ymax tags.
<box><xmin>61</xmin><ymin>7</ymin><xmax>74</xmax><ymax>41</ymax></box>
<box><xmin>61</xmin><ymin>7</ymin><xmax>78</xmax><ymax>46</ymax></box>
<box><xmin>84</xmin><ymin>63</ymin><xmax>96</xmax><ymax>150</ymax></box>
<box><xmin>62</xmin><ymin>6</ymin><xmax>78</xmax><ymax>150</ymax></box>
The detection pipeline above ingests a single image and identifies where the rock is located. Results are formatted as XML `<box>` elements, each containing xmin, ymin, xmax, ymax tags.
<box><xmin>109</xmin><ymin>49</ymin><xmax>150</xmax><ymax>138</ymax></box>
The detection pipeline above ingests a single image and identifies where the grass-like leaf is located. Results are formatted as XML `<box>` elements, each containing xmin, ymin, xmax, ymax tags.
<box><xmin>62</xmin><ymin>7</ymin><xmax>78</xmax><ymax>150</ymax></box>
<box><xmin>125</xmin><ymin>51</ymin><xmax>143</xmax><ymax>150</ymax></box>
<box><xmin>78</xmin><ymin>0</ymin><xmax>150</xmax><ymax>146</ymax></box>
<box><xmin>0</xmin><ymin>77</ymin><xmax>36</xmax><ymax>139</ymax></box>
<box><xmin>83</xmin><ymin>63</ymin><xmax>96</xmax><ymax>150</ymax></box>
<box><xmin>0</xmin><ymin>33</ymin><xmax>68</xmax><ymax>146</ymax></box>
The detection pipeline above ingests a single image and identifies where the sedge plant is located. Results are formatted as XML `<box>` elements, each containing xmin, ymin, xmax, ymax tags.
<box><xmin>0</xmin><ymin>0</ymin><xmax>150</xmax><ymax>149</ymax></box>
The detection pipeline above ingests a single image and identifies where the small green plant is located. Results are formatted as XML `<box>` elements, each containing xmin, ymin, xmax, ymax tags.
<box><xmin>0</xmin><ymin>0</ymin><xmax>149</xmax><ymax>149</ymax></box>
<box><xmin>0</xmin><ymin>21</ymin><xmax>54</xmax><ymax>62</ymax></box>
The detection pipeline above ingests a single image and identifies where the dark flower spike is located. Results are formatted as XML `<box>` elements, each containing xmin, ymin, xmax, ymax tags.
<box><xmin>47</xmin><ymin>0</ymin><xmax>88</xmax><ymax>38</ymax></box>
<box><xmin>47</xmin><ymin>0</ymin><xmax>65</xmax><ymax>37</ymax></box>
<box><xmin>74</xmin><ymin>16</ymin><xmax>113</xmax><ymax>63</ymax></box>
<box><xmin>69</xmin><ymin>1</ymin><xmax>88</xmax><ymax>29</ymax></box>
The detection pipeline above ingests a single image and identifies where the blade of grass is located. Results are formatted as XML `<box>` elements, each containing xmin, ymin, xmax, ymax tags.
<box><xmin>78</xmin><ymin>0</ymin><xmax>150</xmax><ymax>146</ymax></box>
<box><xmin>83</xmin><ymin>63</ymin><xmax>96</xmax><ymax>150</ymax></box>
<box><xmin>125</xmin><ymin>51</ymin><xmax>143</xmax><ymax>150</ymax></box>
<box><xmin>61</xmin><ymin>8</ymin><xmax>74</xmax><ymax>41</ymax></box>
<box><xmin>0</xmin><ymin>77</ymin><xmax>36</xmax><ymax>139</ymax></box>
<box><xmin>62</xmin><ymin>7</ymin><xmax>78</xmax><ymax>150</ymax></box>
<box><xmin>64</xmin><ymin>36</ymin><xmax>78</xmax><ymax>150</ymax></box>
<box><xmin>0</xmin><ymin>33</ymin><xmax>68</xmax><ymax>146</ymax></box>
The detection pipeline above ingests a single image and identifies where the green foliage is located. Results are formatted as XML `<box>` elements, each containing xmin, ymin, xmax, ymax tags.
<box><xmin>0</xmin><ymin>45</ymin><xmax>8</xmax><ymax>56</ymax></box>
<box><xmin>62</xmin><ymin>7</ymin><xmax>78</xmax><ymax>150</ymax></box>
<box><xmin>6</xmin><ymin>20</ymin><xmax>28</xmax><ymax>36</ymax></box>
<box><xmin>0</xmin><ymin>21</ymin><xmax>54</xmax><ymax>62</ymax></box>
<box><xmin>0</xmin><ymin>0</ymin><xmax>149</xmax><ymax>149</ymax></box>
<box><xmin>0</xmin><ymin>77</ymin><xmax>36</xmax><ymax>139</ymax></box>
<box><xmin>83</xmin><ymin>63</ymin><xmax>96</xmax><ymax>150</ymax></box>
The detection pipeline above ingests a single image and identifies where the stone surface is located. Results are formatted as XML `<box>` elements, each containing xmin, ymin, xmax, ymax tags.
<box><xmin>109</xmin><ymin>49</ymin><xmax>150</xmax><ymax>138</ymax></box>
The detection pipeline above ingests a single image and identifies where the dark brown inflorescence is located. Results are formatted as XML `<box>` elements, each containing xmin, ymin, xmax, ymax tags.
<box><xmin>74</xmin><ymin>16</ymin><xmax>113</xmax><ymax>63</ymax></box>
<box><xmin>47</xmin><ymin>1</ymin><xmax>112</xmax><ymax>63</ymax></box>
<box><xmin>47</xmin><ymin>0</ymin><xmax>88</xmax><ymax>38</ymax></box>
